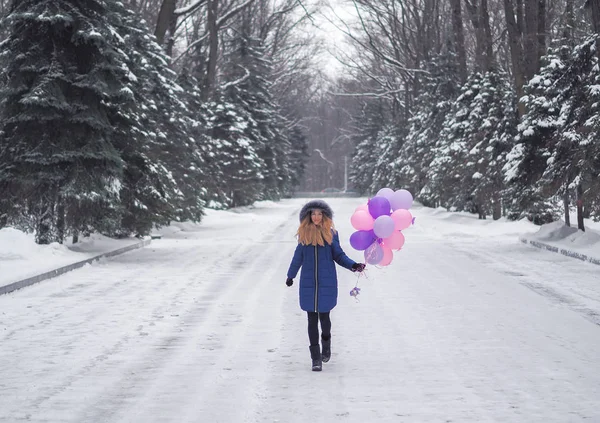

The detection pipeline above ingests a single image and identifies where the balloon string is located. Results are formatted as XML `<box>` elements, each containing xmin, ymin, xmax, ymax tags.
<box><xmin>349</xmin><ymin>269</ymin><xmax>368</xmax><ymax>302</ymax></box>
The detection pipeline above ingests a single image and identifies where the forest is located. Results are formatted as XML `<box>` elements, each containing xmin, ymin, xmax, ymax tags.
<box><xmin>0</xmin><ymin>0</ymin><xmax>598</xmax><ymax>244</ymax></box>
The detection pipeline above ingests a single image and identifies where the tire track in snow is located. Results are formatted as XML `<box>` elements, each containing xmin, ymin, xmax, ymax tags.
<box><xmin>0</xmin><ymin>206</ymin><xmax>302</xmax><ymax>422</ymax></box>
<box><xmin>77</xmin><ymin>212</ymin><xmax>300</xmax><ymax>423</ymax></box>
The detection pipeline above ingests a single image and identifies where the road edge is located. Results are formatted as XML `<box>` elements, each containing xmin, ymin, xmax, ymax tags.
<box><xmin>519</xmin><ymin>237</ymin><xmax>600</xmax><ymax>266</ymax></box>
<box><xmin>0</xmin><ymin>238</ymin><xmax>152</xmax><ymax>296</ymax></box>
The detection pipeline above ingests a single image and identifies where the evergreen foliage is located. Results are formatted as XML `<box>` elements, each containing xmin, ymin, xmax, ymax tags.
<box><xmin>395</xmin><ymin>53</ymin><xmax>462</xmax><ymax>205</ymax></box>
<box><xmin>107</xmin><ymin>2</ymin><xmax>190</xmax><ymax>236</ymax></box>
<box><xmin>349</xmin><ymin>99</ymin><xmax>388</xmax><ymax>194</ymax></box>
<box><xmin>417</xmin><ymin>71</ymin><xmax>516</xmax><ymax>219</ymax></box>
<box><xmin>0</xmin><ymin>0</ymin><xmax>132</xmax><ymax>243</ymax></box>
<box><xmin>504</xmin><ymin>38</ymin><xmax>600</xmax><ymax>223</ymax></box>
<box><xmin>221</xmin><ymin>19</ymin><xmax>291</xmax><ymax>205</ymax></box>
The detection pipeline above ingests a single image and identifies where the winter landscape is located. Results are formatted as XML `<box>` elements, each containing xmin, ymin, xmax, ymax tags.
<box><xmin>2</xmin><ymin>0</ymin><xmax>600</xmax><ymax>421</ymax></box>
<box><xmin>1</xmin><ymin>198</ymin><xmax>600</xmax><ymax>422</ymax></box>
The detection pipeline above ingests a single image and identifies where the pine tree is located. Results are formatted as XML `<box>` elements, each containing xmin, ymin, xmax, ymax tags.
<box><xmin>535</xmin><ymin>37</ymin><xmax>600</xmax><ymax>227</ymax></box>
<box><xmin>502</xmin><ymin>40</ymin><xmax>599</xmax><ymax>226</ymax></box>
<box><xmin>464</xmin><ymin>72</ymin><xmax>517</xmax><ymax>220</ymax></box>
<box><xmin>0</xmin><ymin>0</ymin><xmax>133</xmax><ymax>243</ymax></box>
<box><xmin>396</xmin><ymin>53</ymin><xmax>461</xmax><ymax>205</ymax></box>
<box><xmin>222</xmin><ymin>18</ymin><xmax>290</xmax><ymax>205</ymax></box>
<box><xmin>426</xmin><ymin>71</ymin><xmax>516</xmax><ymax>218</ymax></box>
<box><xmin>286</xmin><ymin>125</ymin><xmax>308</xmax><ymax>196</ymax></box>
<box><xmin>349</xmin><ymin>99</ymin><xmax>387</xmax><ymax>194</ymax></box>
<box><xmin>427</xmin><ymin>73</ymin><xmax>486</xmax><ymax>211</ymax></box>
<box><xmin>110</xmin><ymin>3</ymin><xmax>205</xmax><ymax>235</ymax></box>
<box><xmin>370</xmin><ymin>125</ymin><xmax>405</xmax><ymax>193</ymax></box>
<box><xmin>177</xmin><ymin>72</ymin><xmax>228</xmax><ymax>209</ymax></box>
<box><xmin>209</xmin><ymin>98</ymin><xmax>264</xmax><ymax>207</ymax></box>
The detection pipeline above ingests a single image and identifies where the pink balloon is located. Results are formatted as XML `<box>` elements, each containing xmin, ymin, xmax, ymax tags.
<box><xmin>378</xmin><ymin>244</ymin><xmax>394</xmax><ymax>266</ymax></box>
<box><xmin>383</xmin><ymin>231</ymin><xmax>405</xmax><ymax>250</ymax></box>
<box><xmin>355</xmin><ymin>204</ymin><xmax>369</xmax><ymax>212</ymax></box>
<box><xmin>351</xmin><ymin>210</ymin><xmax>374</xmax><ymax>231</ymax></box>
<box><xmin>391</xmin><ymin>209</ymin><xmax>412</xmax><ymax>231</ymax></box>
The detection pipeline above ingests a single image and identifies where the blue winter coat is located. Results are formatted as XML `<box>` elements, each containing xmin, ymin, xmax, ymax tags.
<box><xmin>287</xmin><ymin>232</ymin><xmax>356</xmax><ymax>312</ymax></box>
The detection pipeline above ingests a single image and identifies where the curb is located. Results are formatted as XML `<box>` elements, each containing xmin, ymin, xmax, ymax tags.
<box><xmin>519</xmin><ymin>237</ymin><xmax>600</xmax><ymax>266</ymax></box>
<box><xmin>0</xmin><ymin>238</ymin><xmax>152</xmax><ymax>296</ymax></box>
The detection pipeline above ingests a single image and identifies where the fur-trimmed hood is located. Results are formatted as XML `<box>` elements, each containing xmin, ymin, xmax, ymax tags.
<box><xmin>299</xmin><ymin>200</ymin><xmax>333</xmax><ymax>222</ymax></box>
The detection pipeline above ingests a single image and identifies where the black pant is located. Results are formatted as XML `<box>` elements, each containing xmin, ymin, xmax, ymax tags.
<box><xmin>307</xmin><ymin>311</ymin><xmax>331</xmax><ymax>346</ymax></box>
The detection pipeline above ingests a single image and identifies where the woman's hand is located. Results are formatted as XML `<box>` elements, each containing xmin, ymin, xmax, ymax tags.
<box><xmin>286</xmin><ymin>278</ymin><xmax>294</xmax><ymax>286</ymax></box>
<box><xmin>352</xmin><ymin>263</ymin><xmax>366</xmax><ymax>272</ymax></box>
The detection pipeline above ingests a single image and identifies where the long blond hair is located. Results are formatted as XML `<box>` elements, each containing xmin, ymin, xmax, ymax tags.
<box><xmin>297</xmin><ymin>214</ymin><xmax>336</xmax><ymax>246</ymax></box>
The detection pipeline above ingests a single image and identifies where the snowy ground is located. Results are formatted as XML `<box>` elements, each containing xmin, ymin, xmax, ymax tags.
<box><xmin>1</xmin><ymin>198</ymin><xmax>599</xmax><ymax>422</ymax></box>
<box><xmin>0</xmin><ymin>229</ymin><xmax>142</xmax><ymax>286</ymax></box>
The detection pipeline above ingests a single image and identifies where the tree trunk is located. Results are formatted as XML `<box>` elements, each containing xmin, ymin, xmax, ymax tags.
<box><xmin>35</xmin><ymin>201</ymin><xmax>54</xmax><ymax>245</ymax></box>
<box><xmin>56</xmin><ymin>199</ymin><xmax>65</xmax><ymax>244</ymax></box>
<box><xmin>155</xmin><ymin>0</ymin><xmax>178</xmax><ymax>46</ymax></box>
<box><xmin>451</xmin><ymin>0</ymin><xmax>467</xmax><ymax>83</ymax></box>
<box><xmin>523</xmin><ymin>0</ymin><xmax>542</xmax><ymax>80</ymax></box>
<box><xmin>203</xmin><ymin>0</ymin><xmax>219</xmax><ymax>101</ymax></box>
<box><xmin>465</xmin><ymin>0</ymin><xmax>494</xmax><ymax>72</ymax></box>
<box><xmin>481</xmin><ymin>0</ymin><xmax>494</xmax><ymax>71</ymax></box>
<box><xmin>492</xmin><ymin>192</ymin><xmax>502</xmax><ymax>220</ymax></box>
<box><xmin>516</xmin><ymin>0</ymin><xmax>524</xmax><ymax>34</ymax></box>
<box><xmin>72</xmin><ymin>231</ymin><xmax>79</xmax><ymax>245</ymax></box>
<box><xmin>537</xmin><ymin>0</ymin><xmax>547</xmax><ymax>62</ymax></box>
<box><xmin>576</xmin><ymin>183</ymin><xmax>585</xmax><ymax>231</ymax></box>
<box><xmin>165</xmin><ymin>16</ymin><xmax>178</xmax><ymax>57</ymax></box>
<box><xmin>465</xmin><ymin>0</ymin><xmax>484</xmax><ymax>71</ymax></box>
<box><xmin>504</xmin><ymin>0</ymin><xmax>526</xmax><ymax>116</ymax></box>
<box><xmin>563</xmin><ymin>191</ymin><xmax>570</xmax><ymax>226</ymax></box>
<box><xmin>563</xmin><ymin>0</ymin><xmax>574</xmax><ymax>44</ymax></box>
<box><xmin>586</xmin><ymin>0</ymin><xmax>600</xmax><ymax>62</ymax></box>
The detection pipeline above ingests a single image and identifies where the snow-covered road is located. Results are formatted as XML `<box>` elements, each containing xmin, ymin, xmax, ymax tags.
<box><xmin>1</xmin><ymin>198</ymin><xmax>599</xmax><ymax>422</ymax></box>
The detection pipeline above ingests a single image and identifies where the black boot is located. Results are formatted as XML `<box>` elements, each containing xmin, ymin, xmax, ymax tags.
<box><xmin>321</xmin><ymin>335</ymin><xmax>331</xmax><ymax>363</ymax></box>
<box><xmin>309</xmin><ymin>345</ymin><xmax>322</xmax><ymax>371</ymax></box>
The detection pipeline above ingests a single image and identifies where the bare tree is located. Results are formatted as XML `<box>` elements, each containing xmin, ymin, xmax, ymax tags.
<box><xmin>503</xmin><ymin>0</ymin><xmax>525</xmax><ymax>114</ymax></box>
<box><xmin>464</xmin><ymin>0</ymin><xmax>495</xmax><ymax>71</ymax></box>
<box><xmin>450</xmin><ymin>0</ymin><xmax>467</xmax><ymax>83</ymax></box>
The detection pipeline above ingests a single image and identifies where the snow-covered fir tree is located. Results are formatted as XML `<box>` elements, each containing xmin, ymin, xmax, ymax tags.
<box><xmin>287</xmin><ymin>125</ymin><xmax>309</xmax><ymax>194</ymax></box>
<box><xmin>533</xmin><ymin>38</ymin><xmax>600</xmax><ymax>225</ymax></box>
<box><xmin>110</xmin><ymin>3</ymin><xmax>206</xmax><ymax>235</ymax></box>
<box><xmin>464</xmin><ymin>72</ymin><xmax>517</xmax><ymax>220</ymax></box>
<box><xmin>425</xmin><ymin>71</ymin><xmax>516</xmax><ymax>218</ymax></box>
<box><xmin>370</xmin><ymin>125</ymin><xmax>406</xmax><ymax>193</ymax></box>
<box><xmin>0</xmin><ymin>0</ymin><xmax>134</xmax><ymax>243</ymax></box>
<box><xmin>395</xmin><ymin>52</ymin><xmax>461</xmax><ymax>205</ymax></box>
<box><xmin>206</xmin><ymin>98</ymin><xmax>265</xmax><ymax>208</ymax></box>
<box><xmin>503</xmin><ymin>38</ymin><xmax>600</xmax><ymax>225</ymax></box>
<box><xmin>426</xmin><ymin>73</ymin><xmax>485</xmax><ymax>211</ymax></box>
<box><xmin>349</xmin><ymin>99</ymin><xmax>388</xmax><ymax>194</ymax></box>
<box><xmin>177</xmin><ymin>72</ymin><xmax>229</xmax><ymax>209</ymax></box>
<box><xmin>221</xmin><ymin>17</ymin><xmax>291</xmax><ymax>204</ymax></box>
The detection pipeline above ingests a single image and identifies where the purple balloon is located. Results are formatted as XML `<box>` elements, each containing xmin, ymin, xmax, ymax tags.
<box><xmin>373</xmin><ymin>215</ymin><xmax>395</xmax><ymax>239</ymax></box>
<box><xmin>389</xmin><ymin>189</ymin><xmax>413</xmax><ymax>211</ymax></box>
<box><xmin>368</xmin><ymin>196</ymin><xmax>391</xmax><ymax>219</ymax></box>
<box><xmin>349</xmin><ymin>230</ymin><xmax>377</xmax><ymax>251</ymax></box>
<box><xmin>364</xmin><ymin>241</ymin><xmax>383</xmax><ymax>265</ymax></box>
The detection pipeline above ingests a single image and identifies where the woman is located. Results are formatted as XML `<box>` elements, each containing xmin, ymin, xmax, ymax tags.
<box><xmin>286</xmin><ymin>199</ymin><xmax>366</xmax><ymax>371</ymax></box>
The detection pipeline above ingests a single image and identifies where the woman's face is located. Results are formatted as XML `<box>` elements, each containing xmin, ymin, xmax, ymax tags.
<box><xmin>311</xmin><ymin>209</ymin><xmax>323</xmax><ymax>226</ymax></box>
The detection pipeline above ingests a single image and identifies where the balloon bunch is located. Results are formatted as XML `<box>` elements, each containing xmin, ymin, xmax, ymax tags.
<box><xmin>349</xmin><ymin>188</ymin><xmax>414</xmax><ymax>266</ymax></box>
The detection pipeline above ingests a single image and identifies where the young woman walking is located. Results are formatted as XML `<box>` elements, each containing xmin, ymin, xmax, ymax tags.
<box><xmin>286</xmin><ymin>200</ymin><xmax>366</xmax><ymax>371</ymax></box>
